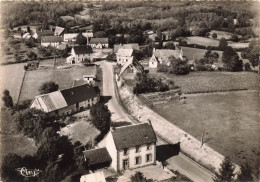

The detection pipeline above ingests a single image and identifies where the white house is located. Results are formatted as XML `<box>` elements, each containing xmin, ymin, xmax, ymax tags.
<box><xmin>66</xmin><ymin>45</ymin><xmax>93</xmax><ymax>64</ymax></box>
<box><xmin>89</xmin><ymin>38</ymin><xmax>109</xmax><ymax>49</ymax></box>
<box><xmin>63</xmin><ymin>33</ymin><xmax>78</xmax><ymax>42</ymax></box>
<box><xmin>116</xmin><ymin>48</ymin><xmax>133</xmax><ymax>66</ymax></box>
<box><xmin>105</xmin><ymin>123</ymin><xmax>157</xmax><ymax>172</ymax></box>
<box><xmin>149</xmin><ymin>48</ymin><xmax>183</xmax><ymax>68</ymax></box>
<box><xmin>80</xmin><ymin>171</ymin><xmax>106</xmax><ymax>182</ymax></box>
<box><xmin>114</xmin><ymin>43</ymin><xmax>140</xmax><ymax>53</ymax></box>
<box><xmin>30</xmin><ymin>84</ymin><xmax>100</xmax><ymax>117</ymax></box>
<box><xmin>41</xmin><ymin>36</ymin><xmax>63</xmax><ymax>48</ymax></box>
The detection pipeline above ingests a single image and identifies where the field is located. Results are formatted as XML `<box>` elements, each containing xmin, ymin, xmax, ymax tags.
<box><xmin>19</xmin><ymin>65</ymin><xmax>95</xmax><ymax>101</ymax></box>
<box><xmin>148</xmin><ymin>71</ymin><xmax>258</xmax><ymax>94</ymax></box>
<box><xmin>209</xmin><ymin>30</ymin><xmax>234</xmax><ymax>40</ymax></box>
<box><xmin>185</xmin><ymin>36</ymin><xmax>219</xmax><ymax>47</ymax></box>
<box><xmin>0</xmin><ymin>63</ymin><xmax>26</xmax><ymax>105</ymax></box>
<box><xmin>0</xmin><ymin>109</ymin><xmax>37</xmax><ymax>160</ymax></box>
<box><xmin>149</xmin><ymin>91</ymin><xmax>260</xmax><ymax>171</ymax></box>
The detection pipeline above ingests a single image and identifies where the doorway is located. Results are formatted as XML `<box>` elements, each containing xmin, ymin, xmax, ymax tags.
<box><xmin>123</xmin><ymin>159</ymin><xmax>129</xmax><ymax>170</ymax></box>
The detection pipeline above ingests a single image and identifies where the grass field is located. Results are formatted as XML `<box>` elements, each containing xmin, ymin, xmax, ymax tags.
<box><xmin>185</xmin><ymin>36</ymin><xmax>219</xmax><ymax>47</ymax></box>
<box><xmin>209</xmin><ymin>30</ymin><xmax>234</xmax><ymax>40</ymax></box>
<box><xmin>0</xmin><ymin>109</ymin><xmax>37</xmax><ymax>159</ymax></box>
<box><xmin>19</xmin><ymin>65</ymin><xmax>95</xmax><ymax>101</ymax></box>
<box><xmin>148</xmin><ymin>71</ymin><xmax>258</xmax><ymax>94</ymax></box>
<box><xmin>0</xmin><ymin>63</ymin><xmax>26</xmax><ymax>105</ymax></box>
<box><xmin>151</xmin><ymin>91</ymin><xmax>260</xmax><ymax>171</ymax></box>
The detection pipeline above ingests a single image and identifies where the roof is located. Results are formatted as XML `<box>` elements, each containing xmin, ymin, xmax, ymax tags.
<box><xmin>41</xmin><ymin>36</ymin><xmax>63</xmax><ymax>43</ymax></box>
<box><xmin>60</xmin><ymin>84</ymin><xmax>99</xmax><ymax>106</ymax></box>
<box><xmin>90</xmin><ymin>38</ymin><xmax>108</xmax><ymax>44</ymax></box>
<box><xmin>114</xmin><ymin>43</ymin><xmax>140</xmax><ymax>53</ymax></box>
<box><xmin>54</xmin><ymin>26</ymin><xmax>65</xmax><ymax>36</ymax></box>
<box><xmin>31</xmin><ymin>84</ymin><xmax>99</xmax><ymax>113</ymax></box>
<box><xmin>83</xmin><ymin>148</ymin><xmax>111</xmax><ymax>166</ymax></box>
<box><xmin>73</xmin><ymin>46</ymin><xmax>93</xmax><ymax>55</ymax></box>
<box><xmin>111</xmin><ymin>123</ymin><xmax>157</xmax><ymax>150</ymax></box>
<box><xmin>119</xmin><ymin>56</ymin><xmax>144</xmax><ymax>76</ymax></box>
<box><xmin>37</xmin><ymin>30</ymin><xmax>54</xmax><ymax>37</ymax></box>
<box><xmin>117</xmin><ymin>48</ymin><xmax>133</xmax><ymax>57</ymax></box>
<box><xmin>80</xmin><ymin>171</ymin><xmax>106</xmax><ymax>182</ymax></box>
<box><xmin>152</xmin><ymin>49</ymin><xmax>183</xmax><ymax>63</ymax></box>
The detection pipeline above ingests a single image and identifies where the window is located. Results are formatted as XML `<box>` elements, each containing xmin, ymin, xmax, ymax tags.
<box><xmin>123</xmin><ymin>148</ymin><xmax>128</xmax><ymax>156</ymax></box>
<box><xmin>136</xmin><ymin>146</ymin><xmax>140</xmax><ymax>153</ymax></box>
<box><xmin>146</xmin><ymin>154</ymin><xmax>152</xmax><ymax>162</ymax></box>
<box><xmin>135</xmin><ymin>156</ymin><xmax>141</xmax><ymax>165</ymax></box>
<box><xmin>147</xmin><ymin>144</ymin><xmax>152</xmax><ymax>150</ymax></box>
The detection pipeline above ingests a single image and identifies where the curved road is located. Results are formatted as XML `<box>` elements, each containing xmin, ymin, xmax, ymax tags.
<box><xmin>99</xmin><ymin>61</ymin><xmax>215</xmax><ymax>182</ymax></box>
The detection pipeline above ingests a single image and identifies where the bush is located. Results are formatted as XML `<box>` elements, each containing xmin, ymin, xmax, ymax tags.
<box><xmin>39</xmin><ymin>81</ymin><xmax>59</xmax><ymax>94</ymax></box>
<box><xmin>212</xmin><ymin>33</ymin><xmax>217</xmax><ymax>39</ymax></box>
<box><xmin>244</xmin><ymin>62</ymin><xmax>251</xmax><ymax>71</ymax></box>
<box><xmin>2</xmin><ymin>90</ymin><xmax>13</xmax><ymax>108</ymax></box>
<box><xmin>157</xmin><ymin>64</ymin><xmax>169</xmax><ymax>73</ymax></box>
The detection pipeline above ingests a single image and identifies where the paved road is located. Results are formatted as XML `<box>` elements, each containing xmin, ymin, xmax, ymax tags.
<box><xmin>99</xmin><ymin>61</ymin><xmax>215</xmax><ymax>182</ymax></box>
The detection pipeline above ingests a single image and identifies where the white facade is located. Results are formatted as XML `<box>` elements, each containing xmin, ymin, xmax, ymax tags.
<box><xmin>67</xmin><ymin>48</ymin><xmax>91</xmax><ymax>64</ymax></box>
<box><xmin>116</xmin><ymin>55</ymin><xmax>131</xmax><ymax>66</ymax></box>
<box><xmin>41</xmin><ymin>42</ymin><xmax>61</xmax><ymax>48</ymax></box>
<box><xmin>90</xmin><ymin>43</ymin><xmax>109</xmax><ymax>49</ymax></box>
<box><xmin>149</xmin><ymin>55</ymin><xmax>158</xmax><ymax>68</ymax></box>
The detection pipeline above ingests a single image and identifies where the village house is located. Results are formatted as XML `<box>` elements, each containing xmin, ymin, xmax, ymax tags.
<box><xmin>116</xmin><ymin>48</ymin><xmax>133</xmax><ymax>66</ymax></box>
<box><xmin>80</xmin><ymin>171</ymin><xmax>106</xmax><ymax>182</ymax></box>
<box><xmin>54</xmin><ymin>26</ymin><xmax>65</xmax><ymax>36</ymax></box>
<box><xmin>89</xmin><ymin>38</ymin><xmax>109</xmax><ymax>49</ymax></box>
<box><xmin>149</xmin><ymin>48</ymin><xmax>183</xmax><ymax>68</ymax></box>
<box><xmin>41</xmin><ymin>36</ymin><xmax>63</xmax><ymax>48</ymax></box>
<box><xmin>72</xmin><ymin>65</ymin><xmax>97</xmax><ymax>86</ymax></box>
<box><xmin>30</xmin><ymin>84</ymin><xmax>100</xmax><ymax>117</ymax></box>
<box><xmin>114</xmin><ymin>43</ymin><xmax>140</xmax><ymax>53</ymax></box>
<box><xmin>118</xmin><ymin>56</ymin><xmax>144</xmax><ymax>79</ymax></box>
<box><xmin>63</xmin><ymin>32</ymin><xmax>93</xmax><ymax>44</ymax></box>
<box><xmin>105</xmin><ymin>123</ymin><xmax>157</xmax><ymax>172</ymax></box>
<box><xmin>36</xmin><ymin>29</ymin><xmax>54</xmax><ymax>40</ymax></box>
<box><xmin>66</xmin><ymin>45</ymin><xmax>93</xmax><ymax>64</ymax></box>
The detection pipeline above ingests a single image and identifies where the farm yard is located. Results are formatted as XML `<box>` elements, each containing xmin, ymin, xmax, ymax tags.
<box><xmin>146</xmin><ymin>91</ymin><xmax>260</xmax><ymax>172</ymax></box>
<box><xmin>148</xmin><ymin>71</ymin><xmax>258</xmax><ymax>94</ymax></box>
<box><xmin>19</xmin><ymin>65</ymin><xmax>96</xmax><ymax>101</ymax></box>
<box><xmin>0</xmin><ymin>63</ymin><xmax>27</xmax><ymax>105</ymax></box>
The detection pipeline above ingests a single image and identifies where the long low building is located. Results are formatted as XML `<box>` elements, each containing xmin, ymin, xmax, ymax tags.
<box><xmin>30</xmin><ymin>84</ymin><xmax>100</xmax><ymax>117</ymax></box>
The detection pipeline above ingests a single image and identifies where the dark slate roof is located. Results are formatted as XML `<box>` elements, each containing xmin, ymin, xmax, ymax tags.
<box><xmin>90</xmin><ymin>38</ymin><xmax>109</xmax><ymax>44</ymax></box>
<box><xmin>112</xmin><ymin>123</ymin><xmax>157</xmax><ymax>150</ymax></box>
<box><xmin>83</xmin><ymin>148</ymin><xmax>112</xmax><ymax>166</ymax></box>
<box><xmin>60</xmin><ymin>84</ymin><xmax>99</xmax><ymax>106</ymax></box>
<box><xmin>73</xmin><ymin>46</ymin><xmax>93</xmax><ymax>55</ymax></box>
<box><xmin>37</xmin><ymin>30</ymin><xmax>54</xmax><ymax>37</ymax></box>
<box><xmin>41</xmin><ymin>36</ymin><xmax>63</xmax><ymax>43</ymax></box>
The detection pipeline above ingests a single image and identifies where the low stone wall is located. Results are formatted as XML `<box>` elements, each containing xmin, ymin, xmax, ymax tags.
<box><xmin>115</xmin><ymin>75</ymin><xmax>239</xmax><ymax>173</ymax></box>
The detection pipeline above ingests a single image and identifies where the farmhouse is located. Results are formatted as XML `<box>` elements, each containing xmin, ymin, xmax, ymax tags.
<box><xmin>41</xmin><ymin>36</ymin><xmax>63</xmax><ymax>48</ymax></box>
<box><xmin>63</xmin><ymin>33</ymin><xmax>78</xmax><ymax>42</ymax></box>
<box><xmin>89</xmin><ymin>38</ymin><xmax>109</xmax><ymax>49</ymax></box>
<box><xmin>114</xmin><ymin>43</ymin><xmax>140</xmax><ymax>53</ymax></box>
<box><xmin>30</xmin><ymin>84</ymin><xmax>100</xmax><ymax>117</ymax></box>
<box><xmin>116</xmin><ymin>48</ymin><xmax>133</xmax><ymax>66</ymax></box>
<box><xmin>149</xmin><ymin>48</ymin><xmax>183</xmax><ymax>68</ymax></box>
<box><xmin>118</xmin><ymin>56</ymin><xmax>144</xmax><ymax>78</ymax></box>
<box><xmin>106</xmin><ymin>123</ymin><xmax>157</xmax><ymax>172</ymax></box>
<box><xmin>66</xmin><ymin>45</ymin><xmax>93</xmax><ymax>64</ymax></box>
<box><xmin>36</xmin><ymin>30</ymin><xmax>54</xmax><ymax>40</ymax></box>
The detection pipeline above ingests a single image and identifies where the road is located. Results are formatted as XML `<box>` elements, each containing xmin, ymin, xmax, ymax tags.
<box><xmin>99</xmin><ymin>61</ymin><xmax>215</xmax><ymax>182</ymax></box>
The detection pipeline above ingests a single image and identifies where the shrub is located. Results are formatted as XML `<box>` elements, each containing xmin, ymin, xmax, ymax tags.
<box><xmin>39</xmin><ymin>81</ymin><xmax>59</xmax><ymax>94</ymax></box>
<box><xmin>212</xmin><ymin>33</ymin><xmax>217</xmax><ymax>39</ymax></box>
<box><xmin>244</xmin><ymin>62</ymin><xmax>251</xmax><ymax>71</ymax></box>
<box><xmin>2</xmin><ymin>89</ymin><xmax>13</xmax><ymax>108</ymax></box>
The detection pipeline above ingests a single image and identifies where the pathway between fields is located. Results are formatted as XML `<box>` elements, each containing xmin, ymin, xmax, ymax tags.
<box><xmin>98</xmin><ymin>61</ymin><xmax>215</xmax><ymax>182</ymax></box>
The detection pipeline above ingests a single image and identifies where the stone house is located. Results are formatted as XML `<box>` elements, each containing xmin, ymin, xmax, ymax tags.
<box><xmin>66</xmin><ymin>45</ymin><xmax>93</xmax><ymax>64</ymax></box>
<box><xmin>89</xmin><ymin>38</ymin><xmax>109</xmax><ymax>49</ymax></box>
<box><xmin>41</xmin><ymin>36</ymin><xmax>63</xmax><ymax>48</ymax></box>
<box><xmin>118</xmin><ymin>56</ymin><xmax>144</xmax><ymax>78</ymax></box>
<box><xmin>113</xmin><ymin>43</ymin><xmax>140</xmax><ymax>53</ymax></box>
<box><xmin>116</xmin><ymin>48</ymin><xmax>133</xmax><ymax>66</ymax></box>
<box><xmin>30</xmin><ymin>84</ymin><xmax>100</xmax><ymax>117</ymax></box>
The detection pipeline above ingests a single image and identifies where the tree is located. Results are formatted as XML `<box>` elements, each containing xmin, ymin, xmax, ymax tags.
<box><xmin>76</xmin><ymin>33</ymin><xmax>87</xmax><ymax>45</ymax></box>
<box><xmin>164</xmin><ymin>42</ymin><xmax>175</xmax><ymax>50</ymax></box>
<box><xmin>27</xmin><ymin>26</ymin><xmax>31</xmax><ymax>34</ymax></box>
<box><xmin>219</xmin><ymin>38</ymin><xmax>228</xmax><ymax>50</ymax></box>
<box><xmin>94</xmin><ymin>31</ymin><xmax>106</xmax><ymax>38</ymax></box>
<box><xmin>236</xmin><ymin>163</ymin><xmax>254</xmax><ymax>182</ymax></box>
<box><xmin>213</xmin><ymin>157</ymin><xmax>235</xmax><ymax>182</ymax></box>
<box><xmin>169</xmin><ymin>56</ymin><xmax>190</xmax><ymax>75</ymax></box>
<box><xmin>222</xmin><ymin>46</ymin><xmax>243</xmax><ymax>71</ymax></box>
<box><xmin>212</xmin><ymin>33</ymin><xmax>218</xmax><ymax>39</ymax></box>
<box><xmin>25</xmin><ymin>38</ymin><xmax>36</xmax><ymax>48</ymax></box>
<box><xmin>90</xmin><ymin>103</ymin><xmax>111</xmax><ymax>133</ymax></box>
<box><xmin>82</xmin><ymin>58</ymin><xmax>91</xmax><ymax>66</ymax></box>
<box><xmin>244</xmin><ymin>62</ymin><xmax>251</xmax><ymax>71</ymax></box>
<box><xmin>2</xmin><ymin>89</ymin><xmax>13</xmax><ymax>108</ymax></box>
<box><xmin>230</xmin><ymin>34</ymin><xmax>239</xmax><ymax>42</ymax></box>
<box><xmin>27</xmin><ymin>51</ymin><xmax>37</xmax><ymax>61</ymax></box>
<box><xmin>106</xmin><ymin>52</ymin><xmax>116</xmax><ymax>62</ymax></box>
<box><xmin>130</xmin><ymin>172</ymin><xmax>147</xmax><ymax>182</ymax></box>
<box><xmin>39</xmin><ymin>81</ymin><xmax>59</xmax><ymax>94</ymax></box>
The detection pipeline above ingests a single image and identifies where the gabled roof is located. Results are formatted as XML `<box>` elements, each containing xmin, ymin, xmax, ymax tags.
<box><xmin>90</xmin><ymin>38</ymin><xmax>108</xmax><ymax>44</ymax></box>
<box><xmin>60</xmin><ymin>84</ymin><xmax>99</xmax><ymax>106</ymax></box>
<box><xmin>119</xmin><ymin>56</ymin><xmax>144</xmax><ymax>76</ymax></box>
<box><xmin>117</xmin><ymin>48</ymin><xmax>133</xmax><ymax>57</ymax></box>
<box><xmin>31</xmin><ymin>84</ymin><xmax>99</xmax><ymax>113</ymax></box>
<box><xmin>83</xmin><ymin>148</ymin><xmax>112</xmax><ymax>166</ymax></box>
<box><xmin>152</xmin><ymin>49</ymin><xmax>183</xmax><ymax>63</ymax></box>
<box><xmin>54</xmin><ymin>26</ymin><xmax>65</xmax><ymax>36</ymax></box>
<box><xmin>114</xmin><ymin>43</ymin><xmax>140</xmax><ymax>53</ymax></box>
<box><xmin>111</xmin><ymin>123</ymin><xmax>157</xmax><ymax>150</ymax></box>
<box><xmin>73</xmin><ymin>46</ymin><xmax>93</xmax><ymax>55</ymax></box>
<box><xmin>41</xmin><ymin>36</ymin><xmax>63</xmax><ymax>43</ymax></box>
<box><xmin>37</xmin><ymin>30</ymin><xmax>54</xmax><ymax>37</ymax></box>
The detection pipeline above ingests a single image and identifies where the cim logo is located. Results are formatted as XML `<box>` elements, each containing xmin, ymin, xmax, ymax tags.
<box><xmin>16</xmin><ymin>167</ymin><xmax>42</xmax><ymax>177</ymax></box>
